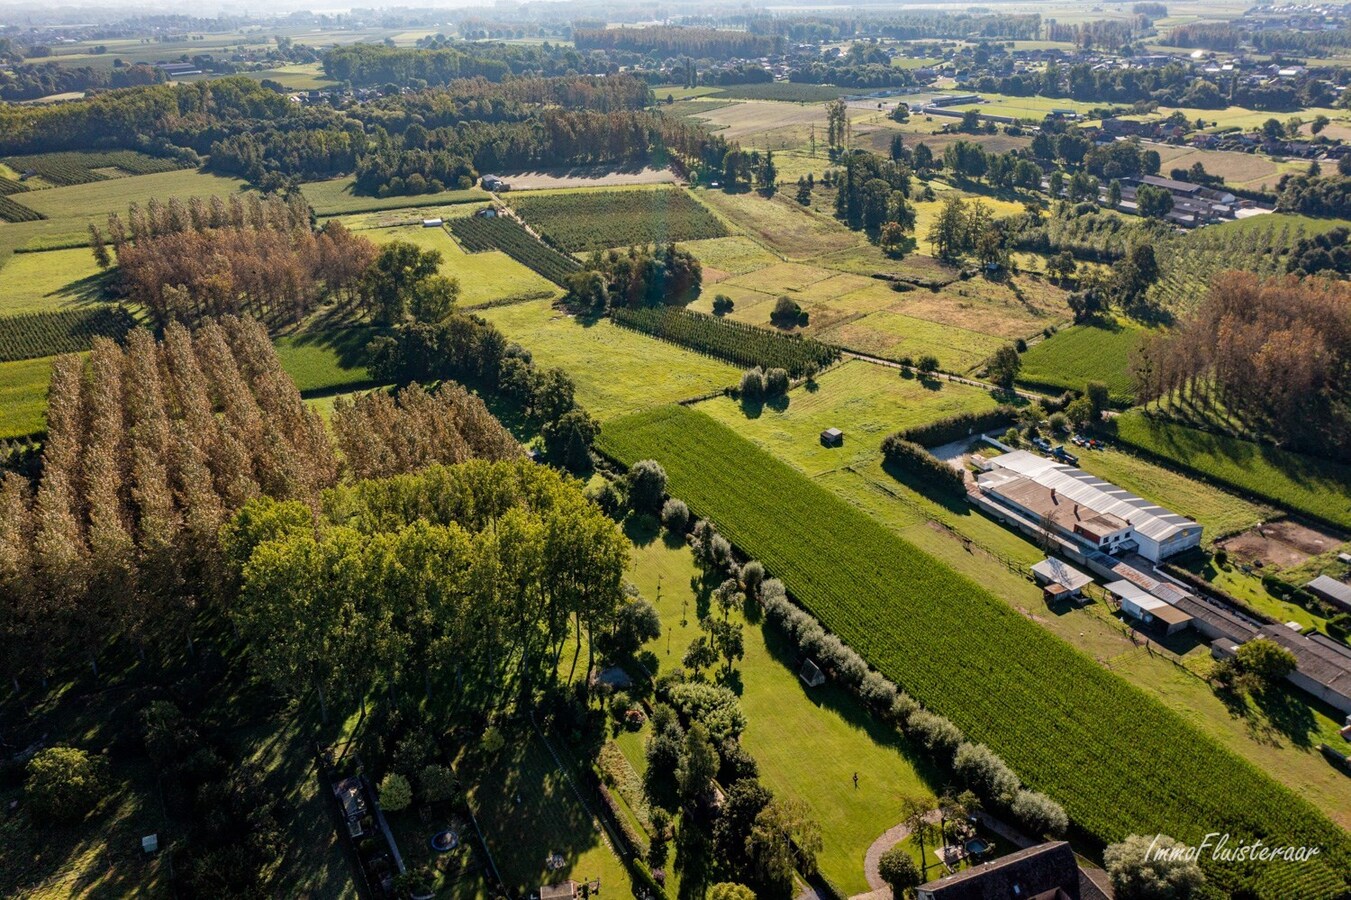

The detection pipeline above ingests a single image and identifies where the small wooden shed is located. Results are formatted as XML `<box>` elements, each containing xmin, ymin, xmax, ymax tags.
<box><xmin>820</xmin><ymin>427</ymin><xmax>844</xmax><ymax>448</ymax></box>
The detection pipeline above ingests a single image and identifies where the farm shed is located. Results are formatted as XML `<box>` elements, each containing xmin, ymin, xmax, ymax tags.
<box><xmin>482</xmin><ymin>175</ymin><xmax>510</xmax><ymax>192</ymax></box>
<box><xmin>977</xmin><ymin>450</ymin><xmax>1202</xmax><ymax>562</ymax></box>
<box><xmin>1105</xmin><ymin>580</ymin><xmax>1192</xmax><ymax>635</ymax></box>
<box><xmin>421</xmin><ymin>218</ymin><xmax>443</xmax><ymax>228</ymax></box>
<box><xmin>1254</xmin><ymin>625</ymin><xmax>1351</xmax><ymax>716</ymax></box>
<box><xmin>1306</xmin><ymin>575</ymin><xmax>1351</xmax><ymax>615</ymax></box>
<box><xmin>1031</xmin><ymin>558</ymin><xmax>1092</xmax><ymax>599</ymax></box>
<box><xmin>820</xmin><ymin>427</ymin><xmax>844</xmax><ymax>448</ymax></box>
<box><xmin>799</xmin><ymin>658</ymin><xmax>826</xmax><ymax>687</ymax></box>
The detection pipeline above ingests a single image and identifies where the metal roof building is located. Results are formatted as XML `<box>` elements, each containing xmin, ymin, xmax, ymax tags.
<box><xmin>978</xmin><ymin>450</ymin><xmax>1202</xmax><ymax>562</ymax></box>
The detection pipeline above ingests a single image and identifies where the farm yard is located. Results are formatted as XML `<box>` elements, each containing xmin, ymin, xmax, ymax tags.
<box><xmin>510</xmin><ymin>187</ymin><xmax>728</xmax><ymax>253</ymax></box>
<box><xmin>597</xmin><ymin>404</ymin><xmax>1351</xmax><ymax>895</ymax></box>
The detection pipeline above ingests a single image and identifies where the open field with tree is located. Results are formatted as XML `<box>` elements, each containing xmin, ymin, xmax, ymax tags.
<box><xmin>622</xmin><ymin>523</ymin><xmax>937</xmax><ymax>895</ymax></box>
<box><xmin>364</xmin><ymin>223</ymin><xmax>561</xmax><ymax>306</ymax></box>
<box><xmin>302</xmin><ymin>177</ymin><xmax>488</xmax><ymax>216</ymax></box>
<box><xmin>696</xmin><ymin>360</ymin><xmax>1001</xmax><ymax>476</ymax></box>
<box><xmin>597</xmin><ymin>404</ymin><xmax>1351</xmax><ymax>897</ymax></box>
<box><xmin>479</xmin><ymin>299</ymin><xmax>740</xmax><ymax>420</ymax></box>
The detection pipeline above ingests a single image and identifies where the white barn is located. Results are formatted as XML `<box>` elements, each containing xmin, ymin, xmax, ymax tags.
<box><xmin>977</xmin><ymin>450</ymin><xmax>1202</xmax><ymax>562</ymax></box>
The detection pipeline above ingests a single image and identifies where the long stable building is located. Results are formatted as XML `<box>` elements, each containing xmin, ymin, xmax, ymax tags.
<box><xmin>976</xmin><ymin>450</ymin><xmax>1202</xmax><ymax>562</ymax></box>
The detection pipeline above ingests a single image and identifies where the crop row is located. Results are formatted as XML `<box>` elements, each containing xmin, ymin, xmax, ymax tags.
<box><xmin>1</xmin><ymin>151</ymin><xmax>187</xmax><ymax>187</ymax></box>
<box><xmin>512</xmin><ymin>187</ymin><xmax>728</xmax><ymax>253</ymax></box>
<box><xmin>1150</xmin><ymin>219</ymin><xmax>1300</xmax><ymax>312</ymax></box>
<box><xmin>448</xmin><ymin>215</ymin><xmax>581</xmax><ymax>286</ymax></box>
<box><xmin>0</xmin><ymin>195</ymin><xmax>44</xmax><ymax>223</ymax></box>
<box><xmin>597</xmin><ymin>404</ymin><xmax>1351</xmax><ymax>898</ymax></box>
<box><xmin>610</xmin><ymin>305</ymin><xmax>838</xmax><ymax>376</ymax></box>
<box><xmin>0</xmin><ymin>307</ymin><xmax>139</xmax><ymax>363</ymax></box>
<box><xmin>0</xmin><ymin>176</ymin><xmax>28</xmax><ymax>196</ymax></box>
<box><xmin>1108</xmin><ymin>410</ymin><xmax>1351</xmax><ymax>531</ymax></box>
<box><xmin>1016</xmin><ymin>322</ymin><xmax>1144</xmax><ymax>403</ymax></box>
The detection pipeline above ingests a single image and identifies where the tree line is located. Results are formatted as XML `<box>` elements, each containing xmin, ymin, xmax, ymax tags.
<box><xmin>574</xmin><ymin>26</ymin><xmax>783</xmax><ymax>58</ymax></box>
<box><xmin>0</xmin><ymin>316</ymin><xmax>540</xmax><ymax>695</ymax></box>
<box><xmin>0</xmin><ymin>60</ymin><xmax>166</xmax><ymax>102</ymax></box>
<box><xmin>1134</xmin><ymin>272</ymin><xmax>1350</xmax><ymax>460</ymax></box>
<box><xmin>564</xmin><ymin>243</ymin><xmax>704</xmax><ymax>311</ymax></box>
<box><xmin>323</xmin><ymin>42</ymin><xmax>613</xmax><ymax>87</ymax></box>
<box><xmin>97</xmin><ymin>194</ymin><xmax>376</xmax><ymax>328</ymax></box>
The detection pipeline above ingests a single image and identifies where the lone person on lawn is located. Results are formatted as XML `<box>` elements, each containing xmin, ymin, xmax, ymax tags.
<box><xmin>853</xmin><ymin>772</ymin><xmax>859</xmax><ymax>789</ymax></box>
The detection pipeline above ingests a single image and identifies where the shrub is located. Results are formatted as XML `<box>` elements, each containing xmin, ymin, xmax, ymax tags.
<box><xmin>889</xmin><ymin>691</ymin><xmax>920</xmax><ymax>727</ymax></box>
<box><xmin>858</xmin><ymin>671</ymin><xmax>898</xmax><ymax>710</ymax></box>
<box><xmin>916</xmin><ymin>354</ymin><xmax>940</xmax><ymax>373</ymax></box>
<box><xmin>709</xmin><ymin>884</ymin><xmax>756</xmax><ymax>900</ymax></box>
<box><xmin>379</xmin><ymin>772</ymin><xmax>412</xmax><ymax>812</ymax></box>
<box><xmin>25</xmin><ymin>746</ymin><xmax>108</xmax><ymax>823</ymax></box>
<box><xmin>419</xmin><ymin>764</ymin><xmax>457</xmax><ymax>805</ymax></box>
<box><xmin>878</xmin><ymin>846</ymin><xmax>922</xmax><ymax>898</ymax></box>
<box><xmin>1234</xmin><ymin>637</ymin><xmax>1297</xmax><ymax>683</ymax></box>
<box><xmin>907</xmin><ymin>710</ymin><xmax>964</xmax><ymax>760</ymax></box>
<box><xmin>740</xmin><ymin>366</ymin><xmax>767</xmax><ymax>400</ymax></box>
<box><xmin>954</xmin><ymin>742</ymin><xmax>1021</xmax><ymax>804</ymax></box>
<box><xmin>764</xmin><ymin>367</ymin><xmax>790</xmax><ymax>396</ymax></box>
<box><xmin>662</xmin><ymin>498</ymin><xmax>691</xmax><ymax>533</ymax></box>
<box><xmin>585</xmin><ymin>478</ymin><xmax>625</xmax><ymax>518</ymax></box>
<box><xmin>1011</xmin><ymin>788</ymin><xmax>1068</xmax><ymax>838</ymax></box>
<box><xmin>718</xmin><ymin>739</ymin><xmax>760</xmax><ymax>784</ymax></box>
<box><xmin>628</xmin><ymin>459</ymin><xmax>668</xmax><ymax>513</ymax></box>
<box><xmin>892</xmin><ymin>404</ymin><xmax>1019</xmax><ymax>447</ymax></box>
<box><xmin>665</xmin><ymin>681</ymin><xmax>747</xmax><ymax>742</ymax></box>
<box><xmin>1105</xmin><ymin>834</ymin><xmax>1206</xmax><ymax>900</ymax></box>
<box><xmin>740</xmin><ymin>561</ymin><xmax>765</xmax><ymax>599</ymax></box>
<box><xmin>712</xmin><ymin>294</ymin><xmax>735</xmax><ymax>315</ymax></box>
<box><xmin>880</xmin><ymin>436</ymin><xmax>966</xmax><ymax>495</ymax></box>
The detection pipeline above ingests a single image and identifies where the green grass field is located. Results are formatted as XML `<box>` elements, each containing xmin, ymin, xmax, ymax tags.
<box><xmin>467</xmin><ymin>731</ymin><xmax>628</xmax><ymax>894</ymax></box>
<box><xmin>478</xmin><ymin>299</ymin><xmax>740</xmax><ymax>421</ymax></box>
<box><xmin>0</xmin><ymin>247</ymin><xmax>106</xmax><ymax>316</ymax></box>
<box><xmin>511</xmin><ymin>187</ymin><xmax>727</xmax><ymax>253</ymax></box>
<box><xmin>1109</xmin><ymin>411</ymin><xmax>1351</xmax><ymax>531</ymax></box>
<box><xmin>272</xmin><ymin>328</ymin><xmax>383</xmax><ymax>396</ymax></box>
<box><xmin>818</xmin><ymin>309</ymin><xmax>1006</xmax><ymax>372</ymax></box>
<box><xmin>1017</xmin><ymin>320</ymin><xmax>1149</xmax><ymax>404</ymax></box>
<box><xmin>362</xmin><ymin>224</ymin><xmax>560</xmax><ymax>307</ymax></box>
<box><xmin>302</xmin><ymin>177</ymin><xmax>489</xmax><ymax>217</ymax></box>
<box><xmin>597</xmin><ymin>405</ymin><xmax>1351</xmax><ymax>896</ymax></box>
<box><xmin>697</xmin><ymin>359</ymin><xmax>1001</xmax><ymax>476</ymax></box>
<box><xmin>624</xmin><ymin>523</ymin><xmax>936</xmax><ymax>894</ymax></box>
<box><xmin>0</xmin><ymin>354</ymin><xmax>58</xmax><ymax>439</ymax></box>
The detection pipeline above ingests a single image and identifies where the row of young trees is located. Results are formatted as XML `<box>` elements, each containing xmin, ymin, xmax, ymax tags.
<box><xmin>0</xmin><ymin>320</ymin><xmax>337</xmax><ymax>688</ymax></box>
<box><xmin>1133</xmin><ymin>272</ymin><xmax>1351</xmax><ymax>459</ymax></box>
<box><xmin>100</xmin><ymin>197</ymin><xmax>376</xmax><ymax>328</ymax></box>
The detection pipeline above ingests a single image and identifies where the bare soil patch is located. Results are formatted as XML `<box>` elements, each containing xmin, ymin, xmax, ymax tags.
<box><xmin>499</xmin><ymin>166</ymin><xmax>675</xmax><ymax>191</ymax></box>
<box><xmin>1219</xmin><ymin>520</ymin><xmax>1346</xmax><ymax>569</ymax></box>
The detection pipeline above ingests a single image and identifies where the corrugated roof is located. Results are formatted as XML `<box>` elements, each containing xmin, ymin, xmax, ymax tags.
<box><xmin>1307</xmin><ymin>575</ymin><xmax>1351</xmax><ymax>606</ymax></box>
<box><xmin>986</xmin><ymin>451</ymin><xmax>1200</xmax><ymax>544</ymax></box>
<box><xmin>1032</xmin><ymin>557</ymin><xmax>1093</xmax><ymax>590</ymax></box>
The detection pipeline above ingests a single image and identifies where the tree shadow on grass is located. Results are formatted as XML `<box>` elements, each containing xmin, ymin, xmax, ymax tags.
<box><xmin>48</xmin><ymin>270</ymin><xmax>113</xmax><ymax>307</ymax></box>
<box><xmin>757</xmin><ymin>619</ymin><xmax>947</xmax><ymax>790</ymax></box>
<box><xmin>624</xmin><ymin>514</ymin><xmax>663</xmax><ymax>550</ymax></box>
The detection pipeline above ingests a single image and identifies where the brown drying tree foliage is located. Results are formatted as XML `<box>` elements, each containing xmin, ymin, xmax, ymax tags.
<box><xmin>1133</xmin><ymin>272</ymin><xmax>1351</xmax><ymax>459</ymax></box>
<box><xmin>104</xmin><ymin>192</ymin><xmax>376</xmax><ymax>329</ymax></box>
<box><xmin>0</xmin><ymin>318</ymin><xmax>339</xmax><ymax>683</ymax></box>
<box><xmin>332</xmin><ymin>381</ymin><xmax>521</xmax><ymax>482</ymax></box>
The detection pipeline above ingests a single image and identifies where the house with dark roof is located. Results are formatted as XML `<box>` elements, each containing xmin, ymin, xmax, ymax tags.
<box><xmin>916</xmin><ymin>841</ymin><xmax>1109</xmax><ymax>900</ymax></box>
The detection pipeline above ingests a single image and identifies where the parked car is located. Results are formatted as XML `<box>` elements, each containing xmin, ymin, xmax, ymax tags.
<box><xmin>1052</xmin><ymin>446</ymin><xmax>1079</xmax><ymax>465</ymax></box>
